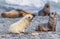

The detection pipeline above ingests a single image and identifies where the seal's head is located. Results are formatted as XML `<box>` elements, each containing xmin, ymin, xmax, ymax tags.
<box><xmin>50</xmin><ymin>11</ymin><xmax>57</xmax><ymax>18</ymax></box>
<box><xmin>44</xmin><ymin>3</ymin><xmax>50</xmax><ymax>13</ymax></box>
<box><xmin>24</xmin><ymin>14</ymin><xmax>34</xmax><ymax>21</ymax></box>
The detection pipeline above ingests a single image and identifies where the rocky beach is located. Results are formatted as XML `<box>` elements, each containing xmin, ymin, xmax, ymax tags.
<box><xmin>0</xmin><ymin>14</ymin><xmax>60</xmax><ymax>39</ymax></box>
<box><xmin>0</xmin><ymin>0</ymin><xmax>60</xmax><ymax>39</ymax></box>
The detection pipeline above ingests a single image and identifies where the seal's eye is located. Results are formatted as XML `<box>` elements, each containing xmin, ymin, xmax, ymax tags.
<box><xmin>46</xmin><ymin>5</ymin><xmax>49</xmax><ymax>8</ymax></box>
<box><xmin>52</xmin><ymin>12</ymin><xmax>54</xmax><ymax>15</ymax></box>
<box><xmin>28</xmin><ymin>16</ymin><xmax>30</xmax><ymax>19</ymax></box>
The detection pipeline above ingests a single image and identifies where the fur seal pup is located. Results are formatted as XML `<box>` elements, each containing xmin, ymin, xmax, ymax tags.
<box><xmin>48</xmin><ymin>11</ymin><xmax>57</xmax><ymax>31</ymax></box>
<box><xmin>35</xmin><ymin>25</ymin><xmax>48</xmax><ymax>32</ymax></box>
<box><xmin>38</xmin><ymin>3</ymin><xmax>50</xmax><ymax>16</ymax></box>
<box><xmin>15</xmin><ymin>9</ymin><xmax>35</xmax><ymax>17</ymax></box>
<box><xmin>9</xmin><ymin>14</ymin><xmax>34</xmax><ymax>34</ymax></box>
<box><xmin>1</xmin><ymin>10</ymin><xmax>20</xmax><ymax>18</ymax></box>
<box><xmin>1</xmin><ymin>9</ymin><xmax>35</xmax><ymax>18</ymax></box>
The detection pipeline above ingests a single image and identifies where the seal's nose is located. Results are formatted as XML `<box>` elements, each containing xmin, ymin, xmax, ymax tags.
<box><xmin>32</xmin><ymin>14</ymin><xmax>35</xmax><ymax>17</ymax></box>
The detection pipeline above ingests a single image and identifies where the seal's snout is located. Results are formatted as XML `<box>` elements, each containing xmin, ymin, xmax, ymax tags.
<box><xmin>46</xmin><ymin>5</ymin><xmax>50</xmax><ymax>8</ymax></box>
<box><xmin>1</xmin><ymin>13</ymin><xmax>6</xmax><ymax>17</ymax></box>
<box><xmin>32</xmin><ymin>14</ymin><xmax>35</xmax><ymax>17</ymax></box>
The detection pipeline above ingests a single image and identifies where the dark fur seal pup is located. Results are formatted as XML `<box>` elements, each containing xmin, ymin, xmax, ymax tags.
<box><xmin>15</xmin><ymin>9</ymin><xmax>35</xmax><ymax>17</ymax></box>
<box><xmin>1</xmin><ymin>9</ymin><xmax>35</xmax><ymax>18</ymax></box>
<box><xmin>38</xmin><ymin>3</ymin><xmax>50</xmax><ymax>16</ymax></box>
<box><xmin>1</xmin><ymin>10</ymin><xmax>20</xmax><ymax>18</ymax></box>
<box><xmin>48</xmin><ymin>12</ymin><xmax>57</xmax><ymax>31</ymax></box>
<box><xmin>35</xmin><ymin>26</ymin><xmax>48</xmax><ymax>32</ymax></box>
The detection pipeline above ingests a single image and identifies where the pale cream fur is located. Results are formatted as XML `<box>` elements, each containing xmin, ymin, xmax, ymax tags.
<box><xmin>9</xmin><ymin>14</ymin><xmax>33</xmax><ymax>34</ymax></box>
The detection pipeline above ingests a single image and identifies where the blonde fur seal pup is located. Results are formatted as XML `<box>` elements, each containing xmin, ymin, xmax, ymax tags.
<box><xmin>9</xmin><ymin>14</ymin><xmax>34</xmax><ymax>34</ymax></box>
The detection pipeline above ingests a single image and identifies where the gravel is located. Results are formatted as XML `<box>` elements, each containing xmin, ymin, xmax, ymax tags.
<box><xmin>0</xmin><ymin>15</ymin><xmax>60</xmax><ymax>39</ymax></box>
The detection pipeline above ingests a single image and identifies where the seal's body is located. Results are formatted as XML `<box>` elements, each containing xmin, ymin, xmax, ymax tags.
<box><xmin>35</xmin><ymin>26</ymin><xmax>48</xmax><ymax>32</ymax></box>
<box><xmin>48</xmin><ymin>12</ymin><xmax>57</xmax><ymax>31</ymax></box>
<box><xmin>2</xmin><ymin>10</ymin><xmax>20</xmax><ymax>18</ymax></box>
<box><xmin>1</xmin><ymin>9</ymin><xmax>34</xmax><ymax>18</ymax></box>
<box><xmin>9</xmin><ymin>14</ymin><xmax>34</xmax><ymax>34</ymax></box>
<box><xmin>38</xmin><ymin>3</ymin><xmax>50</xmax><ymax>16</ymax></box>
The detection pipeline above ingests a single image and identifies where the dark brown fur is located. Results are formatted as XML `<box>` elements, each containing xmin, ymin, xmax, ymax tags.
<box><xmin>1</xmin><ymin>10</ymin><xmax>20</xmax><ymax>18</ymax></box>
<box><xmin>1</xmin><ymin>9</ymin><xmax>35</xmax><ymax>18</ymax></box>
<box><xmin>48</xmin><ymin>11</ymin><xmax>57</xmax><ymax>31</ymax></box>
<box><xmin>38</xmin><ymin>3</ymin><xmax>50</xmax><ymax>16</ymax></box>
<box><xmin>35</xmin><ymin>26</ymin><xmax>48</xmax><ymax>32</ymax></box>
<box><xmin>16</xmin><ymin>9</ymin><xmax>34</xmax><ymax>16</ymax></box>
